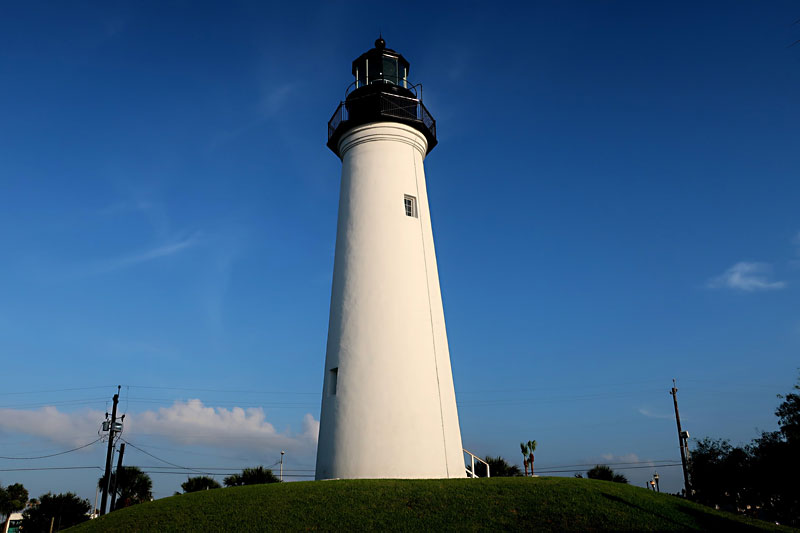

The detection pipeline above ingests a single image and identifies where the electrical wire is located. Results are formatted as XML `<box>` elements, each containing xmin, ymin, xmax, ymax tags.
<box><xmin>537</xmin><ymin>463</ymin><xmax>683</xmax><ymax>474</ymax></box>
<box><xmin>125</xmin><ymin>385</ymin><xmax>318</xmax><ymax>395</ymax></box>
<box><xmin>535</xmin><ymin>459</ymin><xmax>680</xmax><ymax>470</ymax></box>
<box><xmin>0</xmin><ymin>386</ymin><xmax>114</xmax><ymax>396</ymax></box>
<box><xmin>139</xmin><ymin>470</ymin><xmax>314</xmax><ymax>477</ymax></box>
<box><xmin>0</xmin><ymin>438</ymin><xmax>101</xmax><ymax>460</ymax></box>
<box><xmin>0</xmin><ymin>397</ymin><xmax>109</xmax><ymax>409</ymax></box>
<box><xmin>120</xmin><ymin>439</ymin><xmax>211</xmax><ymax>475</ymax></box>
<box><xmin>128</xmin><ymin>465</ymin><xmax>315</xmax><ymax>472</ymax></box>
<box><xmin>0</xmin><ymin>466</ymin><xmax>103</xmax><ymax>472</ymax></box>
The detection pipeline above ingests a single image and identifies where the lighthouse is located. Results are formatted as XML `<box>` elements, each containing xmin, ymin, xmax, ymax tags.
<box><xmin>315</xmin><ymin>38</ymin><xmax>466</xmax><ymax>480</ymax></box>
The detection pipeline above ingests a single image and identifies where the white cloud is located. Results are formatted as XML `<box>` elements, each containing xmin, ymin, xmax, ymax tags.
<box><xmin>132</xmin><ymin>399</ymin><xmax>317</xmax><ymax>451</ymax></box>
<box><xmin>0</xmin><ymin>401</ymin><xmax>318</xmax><ymax>455</ymax></box>
<box><xmin>599</xmin><ymin>453</ymin><xmax>641</xmax><ymax>464</ymax></box>
<box><xmin>300</xmin><ymin>413</ymin><xmax>320</xmax><ymax>443</ymax></box>
<box><xmin>0</xmin><ymin>406</ymin><xmax>105</xmax><ymax>448</ymax></box>
<box><xmin>637</xmin><ymin>407</ymin><xmax>673</xmax><ymax>420</ymax></box>
<box><xmin>706</xmin><ymin>262</ymin><xmax>786</xmax><ymax>291</ymax></box>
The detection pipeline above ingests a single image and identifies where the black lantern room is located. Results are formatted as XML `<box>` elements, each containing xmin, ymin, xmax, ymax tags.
<box><xmin>327</xmin><ymin>38</ymin><xmax>437</xmax><ymax>156</ymax></box>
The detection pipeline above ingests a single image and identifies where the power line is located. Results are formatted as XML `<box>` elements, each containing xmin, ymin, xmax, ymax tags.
<box><xmin>106</xmin><ymin>441</ymin><xmax>253</xmax><ymax>462</ymax></box>
<box><xmin>125</xmin><ymin>385</ymin><xmax>319</xmax><ymax>395</ymax></box>
<box><xmin>140</xmin><ymin>470</ymin><xmax>315</xmax><ymax>477</ymax></box>
<box><xmin>120</xmin><ymin>439</ymin><xmax>212</xmax><ymax>475</ymax></box>
<box><xmin>535</xmin><ymin>459</ymin><xmax>680</xmax><ymax>470</ymax></box>
<box><xmin>0</xmin><ymin>466</ymin><xmax>103</xmax><ymax>472</ymax></box>
<box><xmin>125</xmin><ymin>465</ymin><xmax>316</xmax><ymax>472</ymax></box>
<box><xmin>456</xmin><ymin>379</ymin><xmax>666</xmax><ymax>395</ymax></box>
<box><xmin>538</xmin><ymin>464</ymin><xmax>683</xmax><ymax>474</ymax></box>
<box><xmin>0</xmin><ymin>439</ymin><xmax>101</xmax><ymax>460</ymax></box>
<box><xmin>0</xmin><ymin>397</ymin><xmax>109</xmax><ymax>409</ymax></box>
<box><xmin>0</xmin><ymin>386</ymin><xmax>114</xmax><ymax>396</ymax></box>
<box><xmin>120</xmin><ymin>397</ymin><xmax>317</xmax><ymax>407</ymax></box>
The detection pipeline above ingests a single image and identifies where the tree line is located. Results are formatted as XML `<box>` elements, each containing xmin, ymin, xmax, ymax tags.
<box><xmin>687</xmin><ymin>373</ymin><xmax>800</xmax><ymax>527</ymax></box>
<box><xmin>0</xmin><ymin>465</ymin><xmax>280</xmax><ymax>532</ymax></box>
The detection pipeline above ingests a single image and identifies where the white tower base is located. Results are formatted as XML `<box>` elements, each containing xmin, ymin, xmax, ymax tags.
<box><xmin>315</xmin><ymin>122</ymin><xmax>465</xmax><ymax>480</ymax></box>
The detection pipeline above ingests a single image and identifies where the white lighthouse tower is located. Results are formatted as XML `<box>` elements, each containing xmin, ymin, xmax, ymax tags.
<box><xmin>315</xmin><ymin>38</ymin><xmax>465</xmax><ymax>480</ymax></box>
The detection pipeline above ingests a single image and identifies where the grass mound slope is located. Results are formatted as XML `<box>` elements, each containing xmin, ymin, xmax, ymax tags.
<box><xmin>69</xmin><ymin>477</ymin><xmax>790</xmax><ymax>532</ymax></box>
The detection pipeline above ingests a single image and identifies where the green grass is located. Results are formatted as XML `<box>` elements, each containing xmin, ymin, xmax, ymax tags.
<box><xmin>68</xmin><ymin>477</ymin><xmax>793</xmax><ymax>532</ymax></box>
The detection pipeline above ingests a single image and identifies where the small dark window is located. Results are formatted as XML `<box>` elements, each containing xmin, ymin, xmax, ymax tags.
<box><xmin>328</xmin><ymin>367</ymin><xmax>338</xmax><ymax>396</ymax></box>
<box><xmin>404</xmin><ymin>195</ymin><xmax>417</xmax><ymax>218</ymax></box>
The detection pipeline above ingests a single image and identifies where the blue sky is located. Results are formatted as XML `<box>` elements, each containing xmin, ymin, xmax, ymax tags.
<box><xmin>1</xmin><ymin>1</ymin><xmax>799</xmax><ymax>501</ymax></box>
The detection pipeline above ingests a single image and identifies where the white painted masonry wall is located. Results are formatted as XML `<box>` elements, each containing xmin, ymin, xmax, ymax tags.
<box><xmin>315</xmin><ymin>122</ymin><xmax>465</xmax><ymax>479</ymax></box>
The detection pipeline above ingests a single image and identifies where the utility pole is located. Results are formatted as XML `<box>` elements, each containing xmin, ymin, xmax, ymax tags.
<box><xmin>109</xmin><ymin>442</ymin><xmax>125</xmax><ymax>513</ymax></box>
<box><xmin>280</xmin><ymin>451</ymin><xmax>285</xmax><ymax>482</ymax></box>
<box><xmin>670</xmin><ymin>379</ymin><xmax>691</xmax><ymax>498</ymax></box>
<box><xmin>100</xmin><ymin>386</ymin><xmax>120</xmax><ymax>515</ymax></box>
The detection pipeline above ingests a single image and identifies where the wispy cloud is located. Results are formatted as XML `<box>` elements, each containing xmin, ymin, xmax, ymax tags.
<box><xmin>706</xmin><ymin>262</ymin><xmax>786</xmax><ymax>292</ymax></box>
<box><xmin>637</xmin><ymin>407</ymin><xmax>673</xmax><ymax>420</ymax></box>
<box><xmin>209</xmin><ymin>80</ymin><xmax>301</xmax><ymax>149</ymax></box>
<box><xmin>91</xmin><ymin>233</ymin><xmax>203</xmax><ymax>274</ymax></box>
<box><xmin>258</xmin><ymin>82</ymin><xmax>297</xmax><ymax>118</ymax></box>
<box><xmin>98</xmin><ymin>199</ymin><xmax>154</xmax><ymax>216</ymax></box>
<box><xmin>600</xmin><ymin>453</ymin><xmax>642</xmax><ymax>464</ymax></box>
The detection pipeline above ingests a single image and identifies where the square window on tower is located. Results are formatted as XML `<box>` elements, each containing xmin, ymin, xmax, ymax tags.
<box><xmin>404</xmin><ymin>195</ymin><xmax>417</xmax><ymax>218</ymax></box>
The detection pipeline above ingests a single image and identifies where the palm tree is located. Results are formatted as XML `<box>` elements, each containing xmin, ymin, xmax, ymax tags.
<box><xmin>483</xmin><ymin>456</ymin><xmax>523</xmax><ymax>477</ymax></box>
<box><xmin>98</xmin><ymin>466</ymin><xmax>153</xmax><ymax>510</ymax></box>
<box><xmin>520</xmin><ymin>442</ymin><xmax>529</xmax><ymax>477</ymax></box>
<box><xmin>223</xmin><ymin>466</ymin><xmax>280</xmax><ymax>487</ymax></box>
<box><xmin>181</xmin><ymin>476</ymin><xmax>221</xmax><ymax>493</ymax></box>
<box><xmin>527</xmin><ymin>440</ymin><xmax>537</xmax><ymax>476</ymax></box>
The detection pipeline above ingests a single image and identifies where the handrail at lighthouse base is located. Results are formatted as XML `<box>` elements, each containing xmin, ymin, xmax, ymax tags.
<box><xmin>464</xmin><ymin>449</ymin><xmax>491</xmax><ymax>478</ymax></box>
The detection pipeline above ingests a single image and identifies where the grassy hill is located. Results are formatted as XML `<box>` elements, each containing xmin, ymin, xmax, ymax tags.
<box><xmin>68</xmin><ymin>477</ymin><xmax>792</xmax><ymax>532</ymax></box>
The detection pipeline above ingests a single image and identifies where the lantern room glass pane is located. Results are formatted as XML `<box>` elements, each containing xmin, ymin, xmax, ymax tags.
<box><xmin>382</xmin><ymin>56</ymin><xmax>398</xmax><ymax>85</ymax></box>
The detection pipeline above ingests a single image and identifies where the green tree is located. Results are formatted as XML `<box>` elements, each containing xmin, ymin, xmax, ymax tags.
<box><xmin>480</xmin><ymin>456</ymin><xmax>522</xmax><ymax>477</ymax></box>
<box><xmin>586</xmin><ymin>465</ymin><xmax>628</xmax><ymax>484</ymax></box>
<box><xmin>688</xmin><ymin>438</ymin><xmax>752</xmax><ymax>511</ymax></box>
<box><xmin>224</xmin><ymin>466</ymin><xmax>280</xmax><ymax>487</ymax></box>
<box><xmin>98</xmin><ymin>466</ymin><xmax>153</xmax><ymax>510</ymax></box>
<box><xmin>0</xmin><ymin>482</ymin><xmax>28</xmax><ymax>533</ymax></box>
<box><xmin>775</xmin><ymin>377</ymin><xmax>800</xmax><ymax>443</ymax></box>
<box><xmin>181</xmin><ymin>476</ymin><xmax>222</xmax><ymax>493</ymax></box>
<box><xmin>21</xmin><ymin>492</ymin><xmax>90</xmax><ymax>533</ymax></box>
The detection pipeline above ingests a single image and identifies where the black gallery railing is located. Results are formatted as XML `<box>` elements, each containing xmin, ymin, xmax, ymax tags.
<box><xmin>328</xmin><ymin>92</ymin><xmax>437</xmax><ymax>143</ymax></box>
